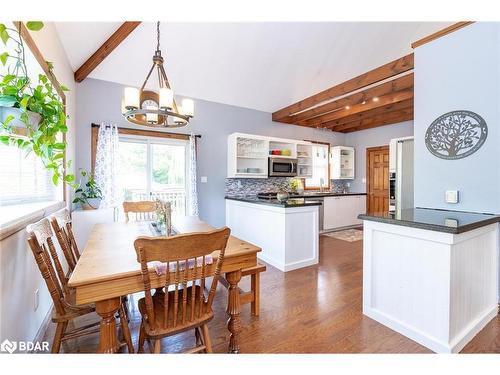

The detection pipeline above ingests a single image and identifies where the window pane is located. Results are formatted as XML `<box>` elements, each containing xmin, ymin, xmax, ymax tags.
<box><xmin>305</xmin><ymin>144</ymin><xmax>329</xmax><ymax>188</ymax></box>
<box><xmin>151</xmin><ymin>143</ymin><xmax>186</xmax><ymax>215</ymax></box>
<box><xmin>0</xmin><ymin>144</ymin><xmax>54</xmax><ymax>205</ymax></box>
<box><xmin>117</xmin><ymin>140</ymin><xmax>148</xmax><ymax>201</ymax></box>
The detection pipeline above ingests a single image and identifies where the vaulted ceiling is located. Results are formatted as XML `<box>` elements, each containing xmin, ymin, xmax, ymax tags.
<box><xmin>54</xmin><ymin>22</ymin><xmax>451</xmax><ymax>113</ymax></box>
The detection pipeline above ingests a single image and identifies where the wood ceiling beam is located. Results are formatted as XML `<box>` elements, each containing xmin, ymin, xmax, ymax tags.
<box><xmin>74</xmin><ymin>22</ymin><xmax>141</xmax><ymax>82</ymax></box>
<box><xmin>272</xmin><ymin>53</ymin><xmax>414</xmax><ymax>122</ymax></box>
<box><xmin>411</xmin><ymin>22</ymin><xmax>474</xmax><ymax>49</ymax></box>
<box><xmin>322</xmin><ymin>99</ymin><xmax>414</xmax><ymax>129</ymax></box>
<box><xmin>341</xmin><ymin>112</ymin><xmax>414</xmax><ymax>133</ymax></box>
<box><xmin>332</xmin><ymin>107</ymin><xmax>414</xmax><ymax>132</ymax></box>
<box><xmin>303</xmin><ymin>89</ymin><xmax>413</xmax><ymax>127</ymax></box>
<box><xmin>288</xmin><ymin>73</ymin><xmax>413</xmax><ymax>125</ymax></box>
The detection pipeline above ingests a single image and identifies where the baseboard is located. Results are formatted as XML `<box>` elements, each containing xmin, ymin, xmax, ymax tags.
<box><xmin>258</xmin><ymin>253</ymin><xmax>318</xmax><ymax>272</ymax></box>
<box><xmin>30</xmin><ymin>303</ymin><xmax>53</xmax><ymax>353</ymax></box>
<box><xmin>364</xmin><ymin>305</ymin><xmax>498</xmax><ymax>353</ymax></box>
<box><xmin>449</xmin><ymin>305</ymin><xmax>498</xmax><ymax>353</ymax></box>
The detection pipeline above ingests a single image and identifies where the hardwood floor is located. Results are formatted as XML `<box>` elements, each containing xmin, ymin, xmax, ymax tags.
<box><xmin>42</xmin><ymin>234</ymin><xmax>500</xmax><ymax>353</ymax></box>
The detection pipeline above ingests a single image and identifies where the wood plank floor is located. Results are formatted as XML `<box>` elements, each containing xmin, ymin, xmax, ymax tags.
<box><xmin>43</xmin><ymin>234</ymin><xmax>500</xmax><ymax>353</ymax></box>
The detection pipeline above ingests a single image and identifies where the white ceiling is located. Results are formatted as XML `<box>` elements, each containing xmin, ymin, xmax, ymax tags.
<box><xmin>55</xmin><ymin>22</ymin><xmax>451</xmax><ymax>113</ymax></box>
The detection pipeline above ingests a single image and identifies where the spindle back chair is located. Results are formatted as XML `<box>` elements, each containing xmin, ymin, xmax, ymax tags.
<box><xmin>27</xmin><ymin>218</ymin><xmax>133</xmax><ymax>353</ymax></box>
<box><xmin>134</xmin><ymin>226</ymin><xmax>231</xmax><ymax>353</ymax></box>
<box><xmin>123</xmin><ymin>201</ymin><xmax>156</xmax><ymax>222</ymax></box>
<box><xmin>50</xmin><ymin>208</ymin><xmax>79</xmax><ymax>272</ymax></box>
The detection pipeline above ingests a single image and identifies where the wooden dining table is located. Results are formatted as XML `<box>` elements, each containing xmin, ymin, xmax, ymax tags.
<box><xmin>68</xmin><ymin>216</ymin><xmax>261</xmax><ymax>353</ymax></box>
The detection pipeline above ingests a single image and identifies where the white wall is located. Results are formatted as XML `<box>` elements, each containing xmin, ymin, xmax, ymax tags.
<box><xmin>344</xmin><ymin>121</ymin><xmax>414</xmax><ymax>192</ymax></box>
<box><xmin>414</xmin><ymin>22</ymin><xmax>500</xmax><ymax>213</ymax></box>
<box><xmin>0</xmin><ymin>23</ymin><xmax>76</xmax><ymax>343</ymax></box>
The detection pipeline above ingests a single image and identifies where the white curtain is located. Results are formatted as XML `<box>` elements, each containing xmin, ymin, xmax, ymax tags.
<box><xmin>188</xmin><ymin>133</ymin><xmax>199</xmax><ymax>216</ymax></box>
<box><xmin>94</xmin><ymin>123</ymin><xmax>120</xmax><ymax>208</ymax></box>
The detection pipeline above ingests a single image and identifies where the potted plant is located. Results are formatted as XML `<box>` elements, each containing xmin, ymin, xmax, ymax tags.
<box><xmin>72</xmin><ymin>170</ymin><xmax>103</xmax><ymax>210</ymax></box>
<box><xmin>0</xmin><ymin>22</ymin><xmax>74</xmax><ymax>186</ymax></box>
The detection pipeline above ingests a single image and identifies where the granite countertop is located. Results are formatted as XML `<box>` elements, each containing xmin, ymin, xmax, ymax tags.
<box><xmin>290</xmin><ymin>192</ymin><xmax>367</xmax><ymax>198</ymax></box>
<box><xmin>359</xmin><ymin>208</ymin><xmax>500</xmax><ymax>234</ymax></box>
<box><xmin>225</xmin><ymin>195</ymin><xmax>322</xmax><ymax>208</ymax></box>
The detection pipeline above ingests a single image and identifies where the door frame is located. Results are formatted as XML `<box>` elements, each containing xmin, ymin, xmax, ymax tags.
<box><xmin>366</xmin><ymin>145</ymin><xmax>389</xmax><ymax>213</ymax></box>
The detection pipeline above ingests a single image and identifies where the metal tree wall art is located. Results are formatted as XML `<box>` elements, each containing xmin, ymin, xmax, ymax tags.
<box><xmin>425</xmin><ymin>110</ymin><xmax>487</xmax><ymax>160</ymax></box>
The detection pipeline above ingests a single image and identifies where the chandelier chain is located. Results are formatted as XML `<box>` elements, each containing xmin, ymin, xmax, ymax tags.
<box><xmin>156</xmin><ymin>21</ymin><xmax>160</xmax><ymax>51</ymax></box>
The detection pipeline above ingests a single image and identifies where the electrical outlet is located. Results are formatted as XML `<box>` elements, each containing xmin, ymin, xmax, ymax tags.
<box><xmin>445</xmin><ymin>190</ymin><xmax>459</xmax><ymax>204</ymax></box>
<box><xmin>34</xmin><ymin>289</ymin><xmax>39</xmax><ymax>311</ymax></box>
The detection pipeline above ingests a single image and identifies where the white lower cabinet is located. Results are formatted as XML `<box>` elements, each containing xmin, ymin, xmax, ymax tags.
<box><xmin>323</xmin><ymin>195</ymin><xmax>366</xmax><ymax>231</ymax></box>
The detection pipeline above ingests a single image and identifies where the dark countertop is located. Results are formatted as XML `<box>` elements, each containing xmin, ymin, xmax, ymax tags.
<box><xmin>359</xmin><ymin>208</ymin><xmax>500</xmax><ymax>234</ymax></box>
<box><xmin>289</xmin><ymin>192</ymin><xmax>367</xmax><ymax>198</ymax></box>
<box><xmin>225</xmin><ymin>195</ymin><xmax>322</xmax><ymax>208</ymax></box>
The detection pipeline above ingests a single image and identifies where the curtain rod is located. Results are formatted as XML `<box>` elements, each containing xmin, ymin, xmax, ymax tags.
<box><xmin>91</xmin><ymin>123</ymin><xmax>201</xmax><ymax>138</ymax></box>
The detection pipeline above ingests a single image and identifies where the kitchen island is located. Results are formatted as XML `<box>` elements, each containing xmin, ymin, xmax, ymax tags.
<box><xmin>359</xmin><ymin>208</ymin><xmax>500</xmax><ymax>353</ymax></box>
<box><xmin>225</xmin><ymin>196</ymin><xmax>321</xmax><ymax>271</ymax></box>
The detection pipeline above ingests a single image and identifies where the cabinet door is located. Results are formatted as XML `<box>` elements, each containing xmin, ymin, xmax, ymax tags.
<box><xmin>323</xmin><ymin>197</ymin><xmax>341</xmax><ymax>230</ymax></box>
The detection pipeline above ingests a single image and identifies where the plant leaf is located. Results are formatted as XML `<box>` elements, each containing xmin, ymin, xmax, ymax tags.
<box><xmin>64</xmin><ymin>174</ymin><xmax>75</xmax><ymax>182</ymax></box>
<box><xmin>0</xmin><ymin>52</ymin><xmax>8</xmax><ymax>66</ymax></box>
<box><xmin>0</xmin><ymin>24</ymin><xmax>8</xmax><ymax>45</ymax></box>
<box><xmin>26</xmin><ymin>22</ymin><xmax>44</xmax><ymax>31</ymax></box>
<box><xmin>60</xmin><ymin>85</ymin><xmax>70</xmax><ymax>92</ymax></box>
<box><xmin>52</xmin><ymin>142</ymin><xmax>66</xmax><ymax>150</ymax></box>
<box><xmin>52</xmin><ymin>173</ymin><xmax>59</xmax><ymax>186</ymax></box>
<box><xmin>0</xmin><ymin>95</ymin><xmax>17</xmax><ymax>107</ymax></box>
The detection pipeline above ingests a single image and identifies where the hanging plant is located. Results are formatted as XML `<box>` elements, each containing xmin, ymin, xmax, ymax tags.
<box><xmin>0</xmin><ymin>22</ymin><xmax>75</xmax><ymax>186</ymax></box>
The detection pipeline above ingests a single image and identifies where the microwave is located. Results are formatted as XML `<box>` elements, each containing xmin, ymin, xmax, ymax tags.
<box><xmin>268</xmin><ymin>157</ymin><xmax>298</xmax><ymax>177</ymax></box>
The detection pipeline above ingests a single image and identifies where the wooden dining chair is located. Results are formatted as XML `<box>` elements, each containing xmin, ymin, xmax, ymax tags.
<box><xmin>50</xmin><ymin>208</ymin><xmax>79</xmax><ymax>273</ymax></box>
<box><xmin>26</xmin><ymin>218</ymin><xmax>134</xmax><ymax>353</ymax></box>
<box><xmin>134</xmin><ymin>227</ymin><xmax>231</xmax><ymax>353</ymax></box>
<box><xmin>123</xmin><ymin>201</ymin><xmax>156</xmax><ymax>222</ymax></box>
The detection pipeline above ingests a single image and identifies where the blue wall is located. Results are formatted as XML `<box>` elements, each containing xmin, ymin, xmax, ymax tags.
<box><xmin>414</xmin><ymin>22</ymin><xmax>500</xmax><ymax>214</ymax></box>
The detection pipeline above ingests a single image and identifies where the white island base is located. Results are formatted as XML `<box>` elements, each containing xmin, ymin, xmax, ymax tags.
<box><xmin>362</xmin><ymin>219</ymin><xmax>499</xmax><ymax>353</ymax></box>
<box><xmin>226</xmin><ymin>199</ymin><xmax>319</xmax><ymax>272</ymax></box>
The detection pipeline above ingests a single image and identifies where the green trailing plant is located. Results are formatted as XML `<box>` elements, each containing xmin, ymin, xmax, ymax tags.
<box><xmin>72</xmin><ymin>169</ymin><xmax>103</xmax><ymax>206</ymax></box>
<box><xmin>0</xmin><ymin>22</ymin><xmax>75</xmax><ymax>186</ymax></box>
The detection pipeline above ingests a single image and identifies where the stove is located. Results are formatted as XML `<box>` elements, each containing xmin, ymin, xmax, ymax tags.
<box><xmin>257</xmin><ymin>192</ymin><xmax>278</xmax><ymax>200</ymax></box>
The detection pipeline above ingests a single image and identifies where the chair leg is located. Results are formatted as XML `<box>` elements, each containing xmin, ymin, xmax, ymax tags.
<box><xmin>153</xmin><ymin>339</ymin><xmax>161</xmax><ymax>354</ymax></box>
<box><xmin>122</xmin><ymin>295</ymin><xmax>130</xmax><ymax>322</ymax></box>
<box><xmin>138</xmin><ymin>321</ymin><xmax>146</xmax><ymax>353</ymax></box>
<box><xmin>52</xmin><ymin>321</ymin><xmax>68</xmax><ymax>353</ymax></box>
<box><xmin>200</xmin><ymin>324</ymin><xmax>213</xmax><ymax>353</ymax></box>
<box><xmin>118</xmin><ymin>304</ymin><xmax>134</xmax><ymax>353</ymax></box>
<box><xmin>251</xmin><ymin>272</ymin><xmax>260</xmax><ymax>316</ymax></box>
<box><xmin>194</xmin><ymin>327</ymin><xmax>203</xmax><ymax>346</ymax></box>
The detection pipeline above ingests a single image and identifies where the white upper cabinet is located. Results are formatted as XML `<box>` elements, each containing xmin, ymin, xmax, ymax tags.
<box><xmin>330</xmin><ymin>146</ymin><xmax>355</xmax><ymax>179</ymax></box>
<box><xmin>227</xmin><ymin>133</ymin><xmax>313</xmax><ymax>178</ymax></box>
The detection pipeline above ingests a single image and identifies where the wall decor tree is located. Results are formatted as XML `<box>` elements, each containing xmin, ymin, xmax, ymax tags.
<box><xmin>425</xmin><ymin>110</ymin><xmax>487</xmax><ymax>160</ymax></box>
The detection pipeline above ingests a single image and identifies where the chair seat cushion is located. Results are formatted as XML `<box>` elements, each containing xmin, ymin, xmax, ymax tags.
<box><xmin>138</xmin><ymin>285</ymin><xmax>213</xmax><ymax>337</ymax></box>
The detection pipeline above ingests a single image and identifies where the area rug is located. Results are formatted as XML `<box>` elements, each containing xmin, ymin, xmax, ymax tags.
<box><xmin>322</xmin><ymin>229</ymin><xmax>363</xmax><ymax>242</ymax></box>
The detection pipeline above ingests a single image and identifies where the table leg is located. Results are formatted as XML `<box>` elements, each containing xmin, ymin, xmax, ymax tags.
<box><xmin>225</xmin><ymin>269</ymin><xmax>242</xmax><ymax>353</ymax></box>
<box><xmin>95</xmin><ymin>297</ymin><xmax>121</xmax><ymax>353</ymax></box>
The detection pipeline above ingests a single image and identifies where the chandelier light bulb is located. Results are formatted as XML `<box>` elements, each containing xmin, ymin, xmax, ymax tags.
<box><xmin>124</xmin><ymin>87</ymin><xmax>140</xmax><ymax>109</ymax></box>
<box><xmin>182</xmin><ymin>98</ymin><xmax>194</xmax><ymax>117</ymax></box>
<box><xmin>159</xmin><ymin>88</ymin><xmax>174</xmax><ymax>110</ymax></box>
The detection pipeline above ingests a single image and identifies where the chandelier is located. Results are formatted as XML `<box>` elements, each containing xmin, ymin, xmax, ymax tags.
<box><xmin>121</xmin><ymin>22</ymin><xmax>194</xmax><ymax>127</ymax></box>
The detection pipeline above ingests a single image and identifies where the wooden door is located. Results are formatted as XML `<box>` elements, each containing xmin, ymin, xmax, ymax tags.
<box><xmin>366</xmin><ymin>146</ymin><xmax>389</xmax><ymax>213</ymax></box>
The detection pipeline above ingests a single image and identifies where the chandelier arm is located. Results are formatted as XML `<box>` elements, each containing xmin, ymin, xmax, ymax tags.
<box><xmin>159</xmin><ymin>66</ymin><xmax>179</xmax><ymax>112</ymax></box>
<box><xmin>140</xmin><ymin>62</ymin><xmax>156</xmax><ymax>92</ymax></box>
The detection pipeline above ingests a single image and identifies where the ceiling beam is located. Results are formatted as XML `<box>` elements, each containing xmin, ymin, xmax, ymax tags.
<box><xmin>303</xmin><ymin>89</ymin><xmax>413</xmax><ymax>127</ymax></box>
<box><xmin>272</xmin><ymin>53</ymin><xmax>414</xmax><ymax>122</ymax></box>
<box><xmin>332</xmin><ymin>108</ymin><xmax>414</xmax><ymax>132</ymax></box>
<box><xmin>74</xmin><ymin>22</ymin><xmax>141</xmax><ymax>82</ymax></box>
<box><xmin>288</xmin><ymin>73</ymin><xmax>413</xmax><ymax>125</ymax></box>
<box><xmin>322</xmin><ymin>99</ymin><xmax>413</xmax><ymax>129</ymax></box>
<box><xmin>411</xmin><ymin>22</ymin><xmax>474</xmax><ymax>49</ymax></box>
<box><xmin>341</xmin><ymin>112</ymin><xmax>414</xmax><ymax>133</ymax></box>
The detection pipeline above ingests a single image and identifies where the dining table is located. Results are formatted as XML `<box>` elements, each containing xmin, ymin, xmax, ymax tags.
<box><xmin>68</xmin><ymin>216</ymin><xmax>261</xmax><ymax>353</ymax></box>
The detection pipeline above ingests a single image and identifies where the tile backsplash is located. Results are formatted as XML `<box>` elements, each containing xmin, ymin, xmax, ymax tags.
<box><xmin>225</xmin><ymin>178</ymin><xmax>350</xmax><ymax>196</ymax></box>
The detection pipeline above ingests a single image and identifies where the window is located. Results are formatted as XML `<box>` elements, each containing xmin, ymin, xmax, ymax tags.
<box><xmin>0</xmin><ymin>144</ymin><xmax>57</xmax><ymax>205</ymax></box>
<box><xmin>117</xmin><ymin>136</ymin><xmax>188</xmax><ymax>216</ymax></box>
<box><xmin>304</xmin><ymin>143</ymin><xmax>330</xmax><ymax>189</ymax></box>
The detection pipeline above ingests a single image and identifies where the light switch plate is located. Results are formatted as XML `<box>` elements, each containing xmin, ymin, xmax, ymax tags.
<box><xmin>200</xmin><ymin>176</ymin><xmax>208</xmax><ymax>183</ymax></box>
<box><xmin>445</xmin><ymin>190</ymin><xmax>459</xmax><ymax>204</ymax></box>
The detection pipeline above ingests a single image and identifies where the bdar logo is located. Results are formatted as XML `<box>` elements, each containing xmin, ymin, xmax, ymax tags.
<box><xmin>1</xmin><ymin>339</ymin><xmax>17</xmax><ymax>353</ymax></box>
